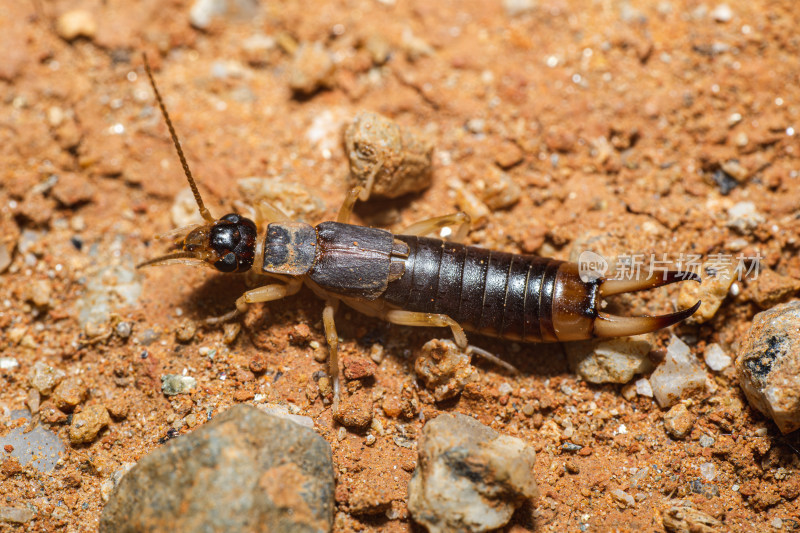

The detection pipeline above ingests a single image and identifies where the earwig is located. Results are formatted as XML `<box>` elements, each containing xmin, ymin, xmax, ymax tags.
<box><xmin>139</xmin><ymin>54</ymin><xmax>701</xmax><ymax>405</ymax></box>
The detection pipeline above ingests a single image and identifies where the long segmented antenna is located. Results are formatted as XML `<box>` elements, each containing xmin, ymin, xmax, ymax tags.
<box><xmin>142</xmin><ymin>53</ymin><xmax>215</xmax><ymax>223</ymax></box>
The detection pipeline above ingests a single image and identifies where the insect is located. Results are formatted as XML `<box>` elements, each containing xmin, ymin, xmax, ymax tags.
<box><xmin>138</xmin><ymin>55</ymin><xmax>701</xmax><ymax>405</ymax></box>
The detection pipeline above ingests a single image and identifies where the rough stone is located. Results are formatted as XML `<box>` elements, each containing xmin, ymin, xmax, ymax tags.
<box><xmin>736</xmin><ymin>300</ymin><xmax>800</xmax><ymax>433</ymax></box>
<box><xmin>69</xmin><ymin>405</ymin><xmax>111</xmax><ymax>444</ymax></box>
<box><xmin>407</xmin><ymin>413</ymin><xmax>538</xmax><ymax>533</ymax></box>
<box><xmin>750</xmin><ymin>269</ymin><xmax>800</xmax><ymax>309</ymax></box>
<box><xmin>161</xmin><ymin>374</ymin><xmax>197</xmax><ymax>396</ymax></box>
<box><xmin>678</xmin><ymin>263</ymin><xmax>734</xmax><ymax>324</ymax></box>
<box><xmin>51</xmin><ymin>377</ymin><xmax>87</xmax><ymax>411</ymax></box>
<box><xmin>343</xmin><ymin>111</ymin><xmax>433</xmax><ymax>199</ymax></box>
<box><xmin>0</xmin><ymin>506</ymin><xmax>35</xmax><ymax>524</ymax></box>
<box><xmin>29</xmin><ymin>362</ymin><xmax>66</xmax><ymax>395</ymax></box>
<box><xmin>333</xmin><ymin>390</ymin><xmax>373</xmax><ymax>428</ymax></box>
<box><xmin>56</xmin><ymin>10</ymin><xmax>97</xmax><ymax>41</ymax></box>
<box><xmin>289</xmin><ymin>42</ymin><xmax>335</xmax><ymax>95</ymax></box>
<box><xmin>649</xmin><ymin>336</ymin><xmax>706</xmax><ymax>408</ymax></box>
<box><xmin>100</xmin><ymin>405</ymin><xmax>334</xmax><ymax>533</ymax></box>
<box><xmin>415</xmin><ymin>339</ymin><xmax>477</xmax><ymax>401</ymax></box>
<box><xmin>662</xmin><ymin>504</ymin><xmax>721</xmax><ymax>533</ymax></box>
<box><xmin>565</xmin><ymin>335</ymin><xmax>654</xmax><ymax>384</ymax></box>
<box><xmin>704</xmin><ymin>343</ymin><xmax>732</xmax><ymax>371</ymax></box>
<box><xmin>663</xmin><ymin>403</ymin><xmax>695</xmax><ymax>439</ymax></box>
<box><xmin>342</xmin><ymin>356</ymin><xmax>378</xmax><ymax>380</ymax></box>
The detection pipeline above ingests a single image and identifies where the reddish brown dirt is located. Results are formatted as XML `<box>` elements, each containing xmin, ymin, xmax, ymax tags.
<box><xmin>1</xmin><ymin>0</ymin><xmax>799</xmax><ymax>531</ymax></box>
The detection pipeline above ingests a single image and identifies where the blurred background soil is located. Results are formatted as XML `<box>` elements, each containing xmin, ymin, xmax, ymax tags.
<box><xmin>1</xmin><ymin>0</ymin><xmax>799</xmax><ymax>531</ymax></box>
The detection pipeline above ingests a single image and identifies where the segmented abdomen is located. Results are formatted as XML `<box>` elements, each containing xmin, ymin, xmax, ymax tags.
<box><xmin>381</xmin><ymin>235</ymin><xmax>566</xmax><ymax>342</ymax></box>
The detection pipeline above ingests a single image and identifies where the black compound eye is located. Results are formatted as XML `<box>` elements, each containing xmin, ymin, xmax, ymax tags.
<box><xmin>214</xmin><ymin>252</ymin><xmax>238</xmax><ymax>273</ymax></box>
<box><xmin>209</xmin><ymin>214</ymin><xmax>257</xmax><ymax>273</ymax></box>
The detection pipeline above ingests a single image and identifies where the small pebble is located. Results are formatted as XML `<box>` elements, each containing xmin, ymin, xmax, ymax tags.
<box><xmin>56</xmin><ymin>10</ymin><xmax>97</xmax><ymax>41</ymax></box>
<box><xmin>750</xmin><ymin>268</ymin><xmax>800</xmax><ymax>309</ymax></box>
<box><xmin>662</xmin><ymin>505</ymin><xmax>721</xmax><ymax>532</ymax></box>
<box><xmin>333</xmin><ymin>390</ymin><xmax>373</xmax><ymax>428</ymax></box>
<box><xmin>565</xmin><ymin>335</ymin><xmax>654</xmax><ymax>384</ymax></box>
<box><xmin>727</xmin><ymin>201</ymin><xmax>764</xmax><ymax>234</ymax></box>
<box><xmin>678</xmin><ymin>263</ymin><xmax>734</xmax><ymax>324</ymax></box>
<box><xmin>28</xmin><ymin>279</ymin><xmax>52</xmax><ymax>308</ymax></box>
<box><xmin>174</xmin><ymin>319</ymin><xmax>197</xmax><ymax>343</ymax></box>
<box><xmin>611</xmin><ymin>489</ymin><xmax>635</xmax><ymax>508</ymax></box>
<box><xmin>29</xmin><ymin>362</ymin><xmax>66</xmax><ymax>395</ymax></box>
<box><xmin>0</xmin><ymin>506</ymin><xmax>35</xmax><ymax>524</ymax></box>
<box><xmin>343</xmin><ymin>112</ymin><xmax>433</xmax><ymax>199</ymax></box>
<box><xmin>222</xmin><ymin>322</ymin><xmax>241</xmax><ymax>345</ymax></box>
<box><xmin>703</xmin><ymin>343</ymin><xmax>731</xmax><ymax>371</ymax></box>
<box><xmin>69</xmin><ymin>405</ymin><xmax>111</xmax><ymax>444</ymax></box>
<box><xmin>634</xmin><ymin>378</ymin><xmax>653</xmax><ymax>397</ymax></box>
<box><xmin>115</xmin><ymin>322</ymin><xmax>132</xmax><ymax>339</ymax></box>
<box><xmin>249</xmin><ymin>355</ymin><xmax>268</xmax><ymax>374</ymax></box>
<box><xmin>369</xmin><ymin>343</ymin><xmax>384</xmax><ymax>364</ymax></box>
<box><xmin>342</xmin><ymin>356</ymin><xmax>377</xmax><ymax>380</ymax></box>
<box><xmin>698</xmin><ymin>435</ymin><xmax>715</xmax><ymax>448</ymax></box>
<box><xmin>663</xmin><ymin>403</ymin><xmax>695</xmax><ymax>439</ymax></box>
<box><xmin>710</xmin><ymin>3</ymin><xmax>733</xmax><ymax>22</ymax></box>
<box><xmin>0</xmin><ymin>357</ymin><xmax>19</xmax><ymax>370</ymax></box>
<box><xmin>365</xmin><ymin>434</ymin><xmax>376</xmax><ymax>446</ymax></box>
<box><xmin>649</xmin><ymin>336</ymin><xmax>706</xmax><ymax>408</ymax></box>
<box><xmin>415</xmin><ymin>339</ymin><xmax>477</xmax><ymax>401</ymax></box>
<box><xmin>51</xmin><ymin>377</ymin><xmax>87</xmax><ymax>411</ymax></box>
<box><xmin>289</xmin><ymin>42</ymin><xmax>335</xmax><ymax>95</ymax></box>
<box><xmin>161</xmin><ymin>375</ymin><xmax>197</xmax><ymax>396</ymax></box>
<box><xmin>699</xmin><ymin>462</ymin><xmax>716</xmax><ymax>482</ymax></box>
<box><xmin>565</xmin><ymin>460</ymin><xmax>580</xmax><ymax>474</ymax></box>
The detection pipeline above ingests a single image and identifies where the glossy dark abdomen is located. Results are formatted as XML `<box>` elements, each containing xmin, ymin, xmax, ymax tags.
<box><xmin>381</xmin><ymin>235</ymin><xmax>564</xmax><ymax>341</ymax></box>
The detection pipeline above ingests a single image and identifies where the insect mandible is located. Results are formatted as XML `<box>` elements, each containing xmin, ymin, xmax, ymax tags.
<box><xmin>138</xmin><ymin>55</ymin><xmax>701</xmax><ymax>405</ymax></box>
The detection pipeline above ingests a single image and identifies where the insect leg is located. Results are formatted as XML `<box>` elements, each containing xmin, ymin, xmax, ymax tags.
<box><xmin>205</xmin><ymin>279</ymin><xmax>303</xmax><ymax>324</ymax></box>
<box><xmin>356</xmin><ymin>158</ymin><xmax>384</xmax><ymax>201</ymax></box>
<box><xmin>384</xmin><ymin>310</ymin><xmax>468</xmax><ymax>349</ymax></box>
<box><xmin>401</xmin><ymin>212</ymin><xmax>471</xmax><ymax>242</ymax></box>
<box><xmin>322</xmin><ymin>299</ymin><xmax>341</xmax><ymax>408</ymax></box>
<box><xmin>336</xmin><ymin>186</ymin><xmax>365</xmax><ymax>224</ymax></box>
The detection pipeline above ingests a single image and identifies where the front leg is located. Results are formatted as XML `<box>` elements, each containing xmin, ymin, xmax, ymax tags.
<box><xmin>205</xmin><ymin>279</ymin><xmax>303</xmax><ymax>324</ymax></box>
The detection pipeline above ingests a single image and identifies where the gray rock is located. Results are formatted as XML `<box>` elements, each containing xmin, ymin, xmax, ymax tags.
<box><xmin>565</xmin><ymin>335</ymin><xmax>654</xmax><ymax>384</ymax></box>
<box><xmin>407</xmin><ymin>413</ymin><xmax>539</xmax><ymax>533</ymax></box>
<box><xmin>100</xmin><ymin>404</ymin><xmax>334</xmax><ymax>533</ymax></box>
<box><xmin>0</xmin><ymin>410</ymin><xmax>66</xmax><ymax>472</ymax></box>
<box><xmin>736</xmin><ymin>300</ymin><xmax>800</xmax><ymax>434</ymax></box>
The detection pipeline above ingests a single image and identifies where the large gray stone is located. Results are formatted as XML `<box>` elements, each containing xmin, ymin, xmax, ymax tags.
<box><xmin>100</xmin><ymin>404</ymin><xmax>334</xmax><ymax>533</ymax></box>
<box><xmin>737</xmin><ymin>300</ymin><xmax>800</xmax><ymax>434</ymax></box>
<box><xmin>408</xmin><ymin>413</ymin><xmax>538</xmax><ymax>533</ymax></box>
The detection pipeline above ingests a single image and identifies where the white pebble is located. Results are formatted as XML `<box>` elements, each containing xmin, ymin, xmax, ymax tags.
<box><xmin>710</xmin><ymin>4</ymin><xmax>733</xmax><ymax>22</ymax></box>
<box><xmin>699</xmin><ymin>462</ymin><xmax>716</xmax><ymax>481</ymax></box>
<box><xmin>0</xmin><ymin>357</ymin><xmax>19</xmax><ymax>370</ymax></box>
<box><xmin>704</xmin><ymin>343</ymin><xmax>732</xmax><ymax>371</ymax></box>
<box><xmin>634</xmin><ymin>378</ymin><xmax>653</xmax><ymax>397</ymax></box>
<box><xmin>611</xmin><ymin>489</ymin><xmax>635</xmax><ymax>508</ymax></box>
<box><xmin>649</xmin><ymin>336</ymin><xmax>706</xmax><ymax>408</ymax></box>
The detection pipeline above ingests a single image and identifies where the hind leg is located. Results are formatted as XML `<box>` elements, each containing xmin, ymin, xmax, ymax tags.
<box><xmin>401</xmin><ymin>212</ymin><xmax>471</xmax><ymax>242</ymax></box>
